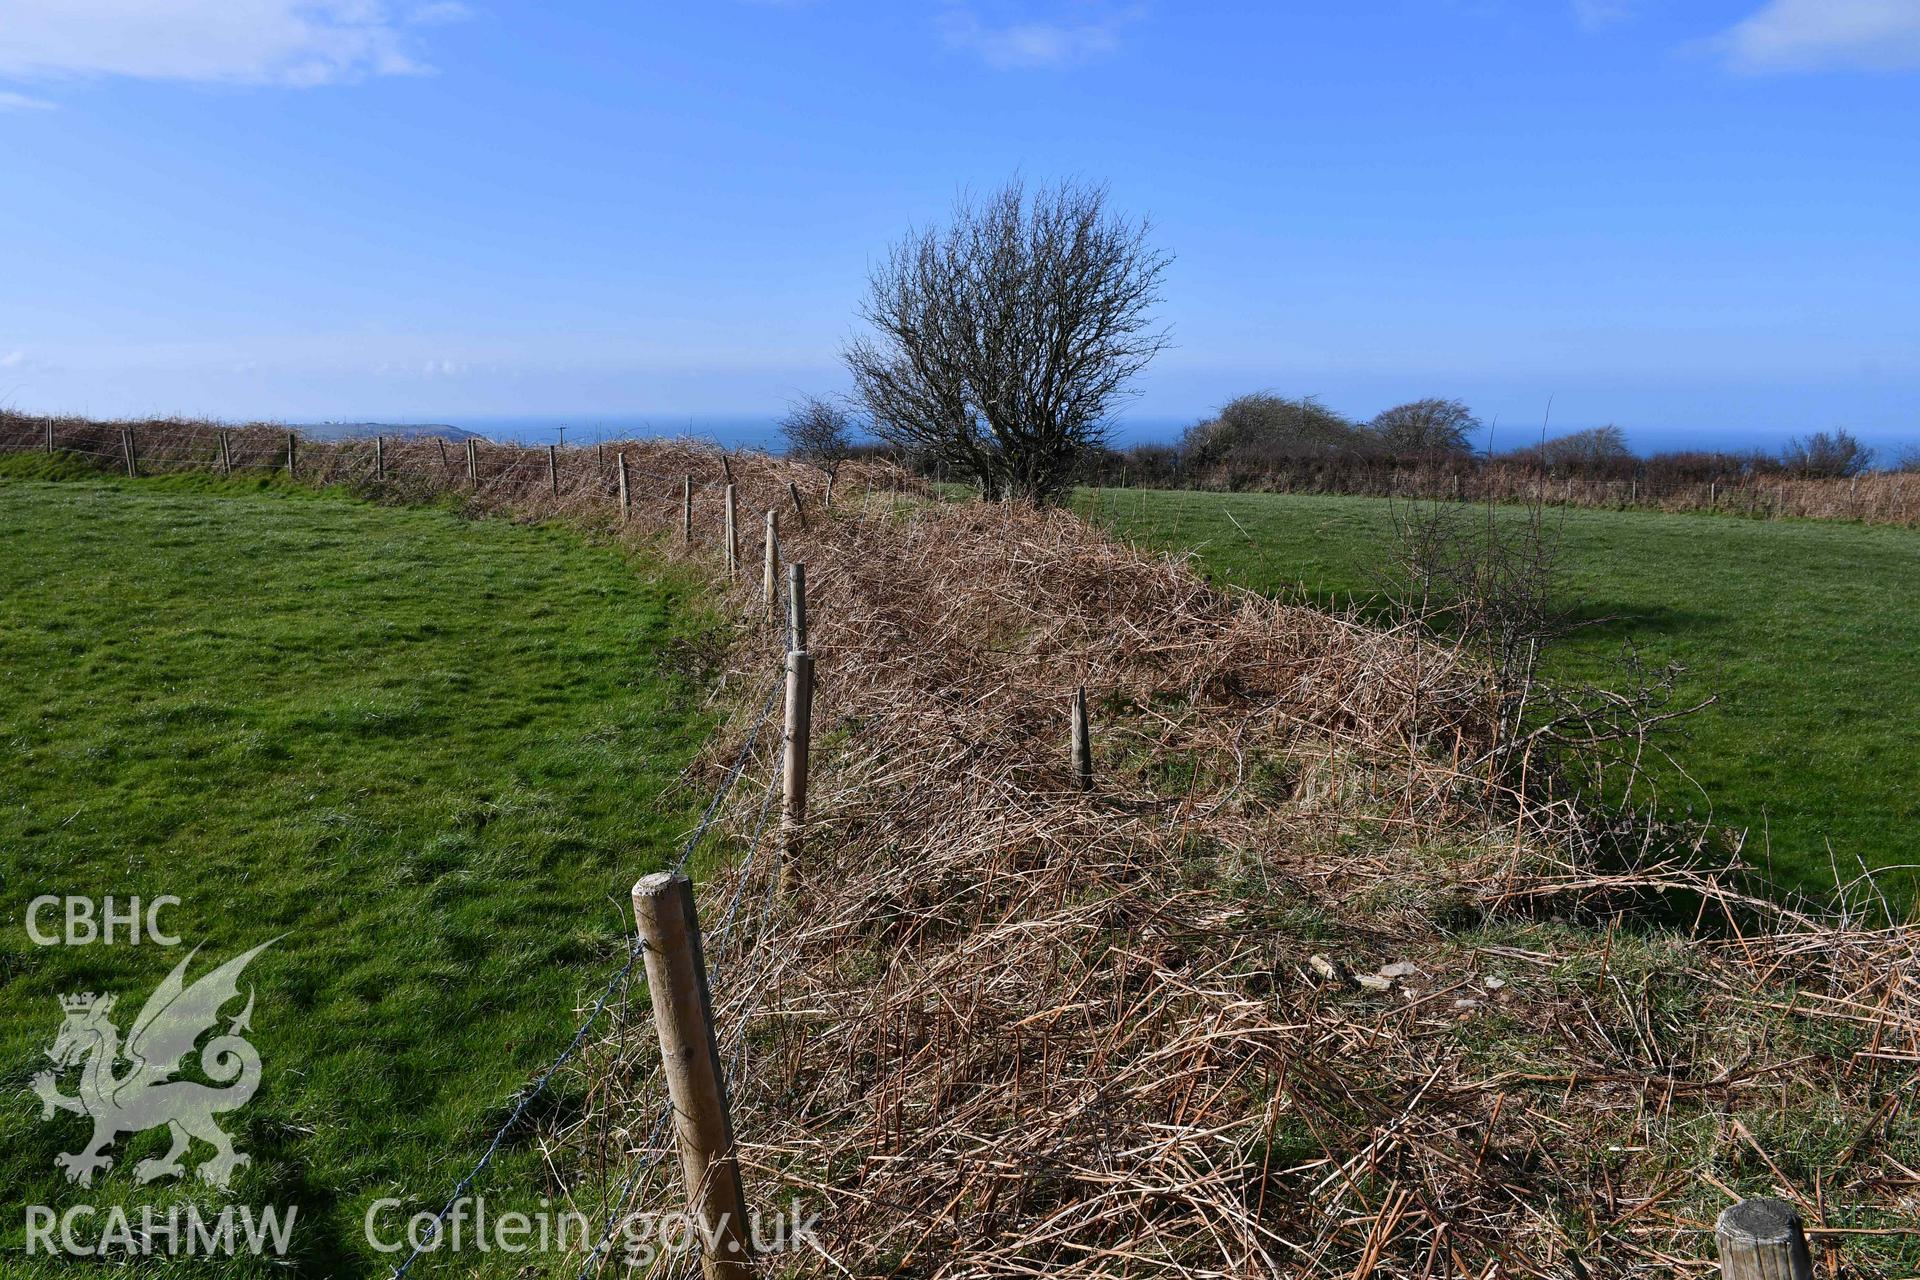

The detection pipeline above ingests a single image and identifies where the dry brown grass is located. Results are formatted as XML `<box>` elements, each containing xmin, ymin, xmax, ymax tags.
<box><xmin>6</xmin><ymin>414</ymin><xmax>1917</xmax><ymax>1277</ymax></box>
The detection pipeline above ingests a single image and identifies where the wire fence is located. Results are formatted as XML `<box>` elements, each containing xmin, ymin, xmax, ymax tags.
<box><xmin>388</xmin><ymin>670</ymin><xmax>786</xmax><ymax>1279</ymax></box>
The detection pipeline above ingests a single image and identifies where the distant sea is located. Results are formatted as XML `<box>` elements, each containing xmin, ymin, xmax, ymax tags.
<box><xmin>417</xmin><ymin>414</ymin><xmax>1200</xmax><ymax>451</ymax></box>
<box><xmin>321</xmin><ymin>414</ymin><xmax>1917</xmax><ymax>461</ymax></box>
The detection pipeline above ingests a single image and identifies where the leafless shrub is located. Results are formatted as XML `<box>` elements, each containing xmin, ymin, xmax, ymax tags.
<box><xmin>777</xmin><ymin>395</ymin><xmax>857</xmax><ymax>482</ymax></box>
<box><xmin>1368</xmin><ymin>397</ymin><xmax>1479</xmax><ymax>456</ymax></box>
<box><xmin>1783</xmin><ymin>428</ymin><xmax>1876</xmax><ymax>478</ymax></box>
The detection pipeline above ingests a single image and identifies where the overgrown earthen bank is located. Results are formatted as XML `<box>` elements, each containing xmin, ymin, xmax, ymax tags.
<box><xmin>5</xmin><ymin>414</ymin><xmax>1916</xmax><ymax>1276</ymax></box>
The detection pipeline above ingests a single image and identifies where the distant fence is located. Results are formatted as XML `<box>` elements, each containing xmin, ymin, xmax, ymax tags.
<box><xmin>1072</xmin><ymin>454</ymin><xmax>1920</xmax><ymax>528</ymax></box>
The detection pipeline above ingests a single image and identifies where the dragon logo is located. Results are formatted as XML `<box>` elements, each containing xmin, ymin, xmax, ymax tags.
<box><xmin>31</xmin><ymin>940</ymin><xmax>277</xmax><ymax>1191</ymax></box>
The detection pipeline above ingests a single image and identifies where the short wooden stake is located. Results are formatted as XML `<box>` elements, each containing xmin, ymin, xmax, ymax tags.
<box><xmin>374</xmin><ymin>434</ymin><xmax>386</xmax><ymax>481</ymax></box>
<box><xmin>824</xmin><ymin>473</ymin><xmax>833</xmax><ymax>509</ymax></box>
<box><xmin>219</xmin><ymin>430</ymin><xmax>232</xmax><ymax>477</ymax></box>
<box><xmin>682</xmin><ymin>475</ymin><xmax>693</xmax><ymax>545</ymax></box>
<box><xmin>720</xmin><ymin>453</ymin><xmax>734</xmax><ymax>486</ymax></box>
<box><xmin>466</xmin><ymin>438</ymin><xmax>478</xmax><ymax>487</ymax></box>
<box><xmin>44</xmin><ymin>417</ymin><xmax>53</xmax><ymax>453</ymax></box>
<box><xmin>616</xmin><ymin>452</ymin><xmax>631</xmax><ymax>522</ymax></box>
<box><xmin>284</xmin><ymin>432</ymin><xmax>298</xmax><ymax>479</ymax></box>
<box><xmin>1070</xmin><ymin>686</ymin><xmax>1093</xmax><ymax>791</ymax></box>
<box><xmin>1716</xmin><ymin>1198</ymin><xmax>1813</xmax><ymax>1280</ymax></box>
<box><xmin>787</xmin><ymin>562</ymin><xmax>807</xmax><ymax>653</ymax></box>
<box><xmin>763</xmin><ymin>509</ymin><xmax>779</xmax><ymax>618</ymax></box>
<box><xmin>546</xmin><ymin>444</ymin><xmax>559</xmax><ymax>498</ymax></box>
<box><xmin>781</xmin><ymin>649</ymin><xmax>813</xmax><ymax>857</ymax></box>
<box><xmin>787</xmin><ymin>480</ymin><xmax>809</xmax><ymax>531</ymax></box>
<box><xmin>437</xmin><ymin>436</ymin><xmax>450</xmax><ymax>473</ymax></box>
<box><xmin>723</xmin><ymin>484</ymin><xmax>739</xmax><ymax>579</ymax></box>
<box><xmin>631</xmin><ymin>873</ymin><xmax>754</xmax><ymax>1280</ymax></box>
<box><xmin>122</xmin><ymin>427</ymin><xmax>137</xmax><ymax>477</ymax></box>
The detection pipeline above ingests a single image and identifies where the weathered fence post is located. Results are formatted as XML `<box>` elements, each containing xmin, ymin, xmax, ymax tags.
<box><xmin>465</xmin><ymin>438</ymin><xmax>478</xmax><ymax>488</ymax></box>
<box><xmin>219</xmin><ymin>430</ymin><xmax>232</xmax><ymax>477</ymax></box>
<box><xmin>787</xmin><ymin>480</ymin><xmax>809</xmax><ymax>531</ymax></box>
<box><xmin>374</xmin><ymin>434</ymin><xmax>386</xmax><ymax>481</ymax></box>
<box><xmin>630</xmin><ymin>873</ymin><xmax>755</xmax><ymax>1280</ymax></box>
<box><xmin>781</xmin><ymin>649</ymin><xmax>814</xmax><ymax>858</ymax></box>
<box><xmin>44</xmin><ymin>417</ymin><xmax>53</xmax><ymax>454</ymax></box>
<box><xmin>787</xmin><ymin>562</ymin><xmax>807</xmax><ymax>653</ymax></box>
<box><xmin>824</xmin><ymin>472</ymin><xmax>834</xmax><ymax>509</ymax></box>
<box><xmin>720</xmin><ymin>453</ymin><xmax>734</xmax><ymax>486</ymax></box>
<box><xmin>723</xmin><ymin>483</ymin><xmax>739</xmax><ymax>580</ymax></box>
<box><xmin>616</xmin><ymin>452</ymin><xmax>631</xmax><ymax>522</ymax></box>
<box><xmin>546</xmin><ymin>444</ymin><xmax>559</xmax><ymax>498</ymax></box>
<box><xmin>122</xmin><ymin>427</ymin><xmax>138</xmax><ymax>478</ymax></box>
<box><xmin>1716</xmin><ymin>1198</ymin><xmax>1813</xmax><ymax>1280</ymax></box>
<box><xmin>286</xmin><ymin>432</ymin><xmax>298</xmax><ymax>479</ymax></box>
<box><xmin>763</xmin><ymin>510</ymin><xmax>780</xmax><ymax>619</ymax></box>
<box><xmin>1071</xmin><ymin>686</ymin><xmax>1093</xmax><ymax>791</ymax></box>
<box><xmin>437</xmin><ymin>436</ymin><xmax>450</xmax><ymax>474</ymax></box>
<box><xmin>1709</xmin><ymin>480</ymin><xmax>1717</xmax><ymax>509</ymax></box>
<box><xmin>682</xmin><ymin>475</ymin><xmax>693</xmax><ymax>545</ymax></box>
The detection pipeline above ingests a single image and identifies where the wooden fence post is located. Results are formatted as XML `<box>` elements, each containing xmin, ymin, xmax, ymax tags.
<box><xmin>547</xmin><ymin>444</ymin><xmax>559</xmax><ymax>498</ymax></box>
<box><xmin>763</xmin><ymin>510</ymin><xmax>779</xmax><ymax>619</ymax></box>
<box><xmin>682</xmin><ymin>476</ymin><xmax>693</xmax><ymax>545</ymax></box>
<box><xmin>1071</xmin><ymin>686</ymin><xmax>1093</xmax><ymax>791</ymax></box>
<box><xmin>824</xmin><ymin>472</ymin><xmax>834</xmax><ymax>510</ymax></box>
<box><xmin>466</xmin><ymin>438</ymin><xmax>478</xmax><ymax>488</ymax></box>
<box><xmin>437</xmin><ymin>436</ymin><xmax>450</xmax><ymax>474</ymax></box>
<box><xmin>44</xmin><ymin>417</ymin><xmax>53</xmax><ymax>454</ymax></box>
<box><xmin>1716</xmin><ymin>1198</ymin><xmax>1813</xmax><ymax>1280</ymax></box>
<box><xmin>122</xmin><ymin>427</ymin><xmax>138</xmax><ymax>478</ymax></box>
<box><xmin>219</xmin><ymin>430</ymin><xmax>232</xmax><ymax>477</ymax></box>
<box><xmin>720</xmin><ymin>453</ymin><xmax>734</xmax><ymax>486</ymax></box>
<box><xmin>616</xmin><ymin>452</ymin><xmax>631</xmax><ymax>522</ymax></box>
<box><xmin>781</xmin><ymin>649</ymin><xmax>814</xmax><ymax>857</ymax></box>
<box><xmin>787</xmin><ymin>562</ymin><xmax>807</xmax><ymax>653</ymax></box>
<box><xmin>787</xmin><ymin>480</ymin><xmax>809</xmax><ymax>531</ymax></box>
<box><xmin>630</xmin><ymin>873</ymin><xmax>755</xmax><ymax>1280</ymax></box>
<box><xmin>723</xmin><ymin>484</ymin><xmax>739</xmax><ymax>580</ymax></box>
<box><xmin>286</xmin><ymin>432</ymin><xmax>298</xmax><ymax>479</ymax></box>
<box><xmin>374</xmin><ymin>434</ymin><xmax>386</xmax><ymax>481</ymax></box>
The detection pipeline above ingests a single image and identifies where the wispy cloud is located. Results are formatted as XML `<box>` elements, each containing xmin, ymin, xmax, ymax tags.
<box><xmin>0</xmin><ymin>349</ymin><xmax>28</xmax><ymax>367</ymax></box>
<box><xmin>940</xmin><ymin>2</ymin><xmax>1141</xmax><ymax>70</ymax></box>
<box><xmin>1572</xmin><ymin>0</ymin><xmax>1634</xmax><ymax>30</ymax></box>
<box><xmin>1717</xmin><ymin>0</ymin><xmax>1920</xmax><ymax>73</ymax></box>
<box><xmin>0</xmin><ymin>89</ymin><xmax>56</xmax><ymax>110</ymax></box>
<box><xmin>0</xmin><ymin>1</ymin><xmax>472</xmax><ymax>88</ymax></box>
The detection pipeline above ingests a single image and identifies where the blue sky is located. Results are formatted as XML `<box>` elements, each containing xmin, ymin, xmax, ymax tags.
<box><xmin>2</xmin><ymin>0</ymin><xmax>1917</xmax><ymax>454</ymax></box>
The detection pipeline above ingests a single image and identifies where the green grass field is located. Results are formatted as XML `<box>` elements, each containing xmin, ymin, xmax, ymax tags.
<box><xmin>1078</xmin><ymin>487</ymin><xmax>1920</xmax><ymax>905</ymax></box>
<box><xmin>0</xmin><ymin>467</ymin><xmax>717</xmax><ymax>1275</ymax></box>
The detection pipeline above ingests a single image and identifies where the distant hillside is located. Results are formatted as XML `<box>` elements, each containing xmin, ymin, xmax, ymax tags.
<box><xmin>291</xmin><ymin>422</ymin><xmax>486</xmax><ymax>442</ymax></box>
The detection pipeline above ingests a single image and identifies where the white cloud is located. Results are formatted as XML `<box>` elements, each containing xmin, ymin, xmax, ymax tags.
<box><xmin>940</xmin><ymin>2</ymin><xmax>1140</xmax><ymax>70</ymax></box>
<box><xmin>0</xmin><ymin>88</ymin><xmax>54</xmax><ymax>108</ymax></box>
<box><xmin>1718</xmin><ymin>0</ymin><xmax>1920</xmax><ymax>73</ymax></box>
<box><xmin>0</xmin><ymin>349</ymin><xmax>27</xmax><ymax>367</ymax></box>
<box><xmin>0</xmin><ymin>1</ymin><xmax>470</xmax><ymax>88</ymax></box>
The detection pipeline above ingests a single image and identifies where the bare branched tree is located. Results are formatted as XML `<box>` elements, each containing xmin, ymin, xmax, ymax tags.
<box><xmin>778</xmin><ymin>395</ymin><xmax>857</xmax><ymax>481</ymax></box>
<box><xmin>843</xmin><ymin>178</ymin><xmax>1172</xmax><ymax>503</ymax></box>
<box><xmin>1369</xmin><ymin>397</ymin><xmax>1479</xmax><ymax>456</ymax></box>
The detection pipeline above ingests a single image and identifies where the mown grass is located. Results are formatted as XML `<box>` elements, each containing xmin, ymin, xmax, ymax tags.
<box><xmin>1077</xmin><ymin>487</ymin><xmax>1920</xmax><ymax>906</ymax></box>
<box><xmin>0</xmin><ymin>465</ymin><xmax>720</xmax><ymax>1276</ymax></box>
